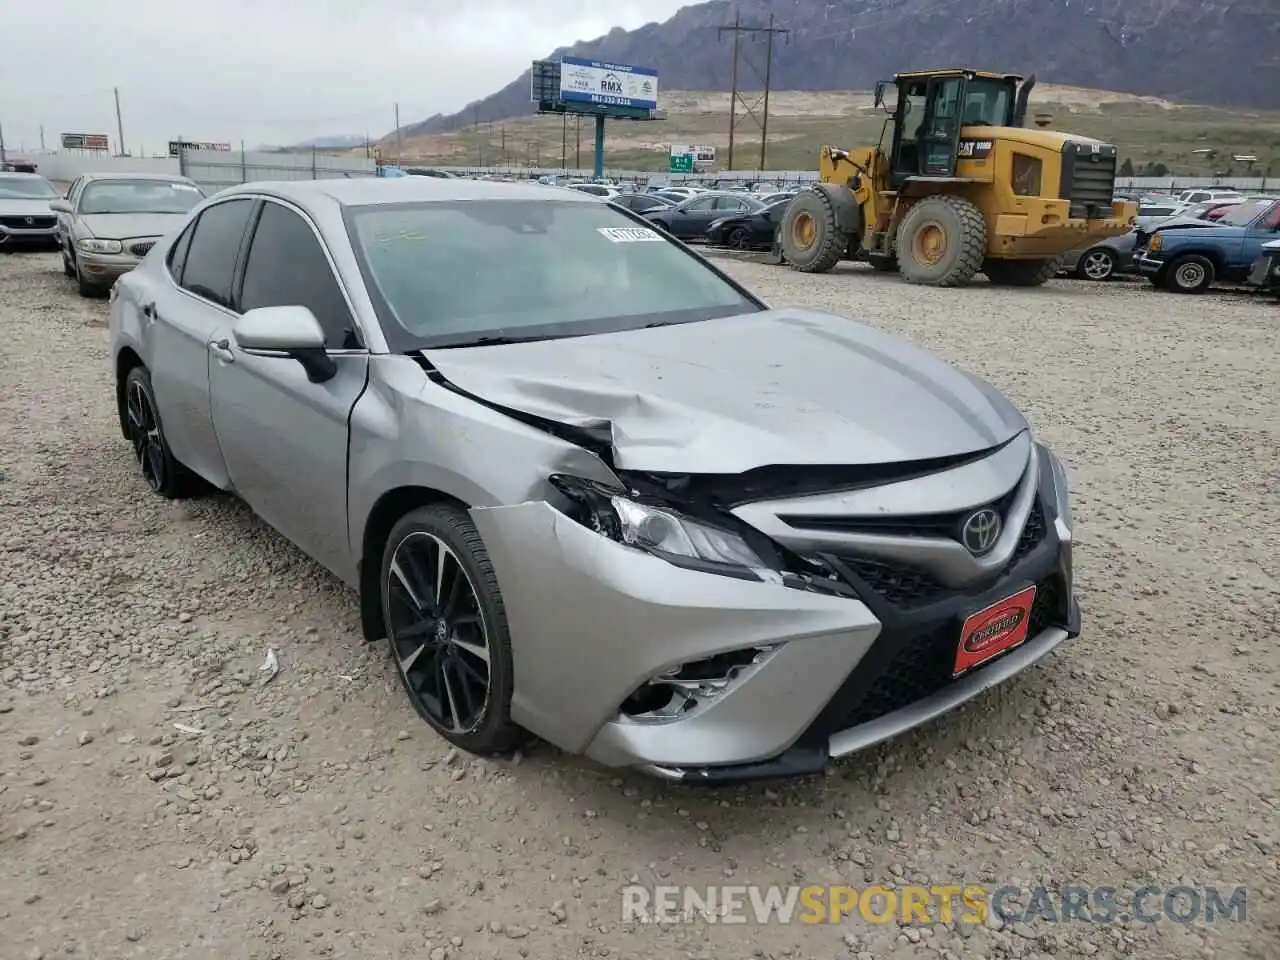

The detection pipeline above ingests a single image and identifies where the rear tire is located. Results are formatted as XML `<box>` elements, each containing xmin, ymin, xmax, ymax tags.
<box><xmin>896</xmin><ymin>196</ymin><xmax>986</xmax><ymax>287</ymax></box>
<box><xmin>780</xmin><ymin>190</ymin><xmax>850</xmax><ymax>273</ymax></box>
<box><xmin>983</xmin><ymin>257</ymin><xmax>1063</xmax><ymax>287</ymax></box>
<box><xmin>123</xmin><ymin>366</ymin><xmax>200</xmax><ymax>499</ymax></box>
<box><xmin>727</xmin><ymin>226</ymin><xmax>752</xmax><ymax>250</ymax></box>
<box><xmin>1074</xmin><ymin>247</ymin><xmax>1117</xmax><ymax>281</ymax></box>
<box><xmin>1164</xmin><ymin>254</ymin><xmax>1214</xmax><ymax>293</ymax></box>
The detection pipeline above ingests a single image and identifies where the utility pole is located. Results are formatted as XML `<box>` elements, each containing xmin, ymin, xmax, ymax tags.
<box><xmin>39</xmin><ymin>126</ymin><xmax>45</xmax><ymax>152</ymax></box>
<box><xmin>561</xmin><ymin>114</ymin><xmax>567</xmax><ymax>169</ymax></box>
<box><xmin>718</xmin><ymin>14</ymin><xmax>789</xmax><ymax>171</ymax></box>
<box><xmin>394</xmin><ymin>103</ymin><xmax>402</xmax><ymax>163</ymax></box>
<box><xmin>501</xmin><ymin>125</ymin><xmax>506</xmax><ymax>165</ymax></box>
<box><xmin>575</xmin><ymin>115</ymin><xmax>581</xmax><ymax>170</ymax></box>
<box><xmin>114</xmin><ymin>86</ymin><xmax>125</xmax><ymax>156</ymax></box>
<box><xmin>0</xmin><ymin>118</ymin><xmax>6</xmax><ymax>167</ymax></box>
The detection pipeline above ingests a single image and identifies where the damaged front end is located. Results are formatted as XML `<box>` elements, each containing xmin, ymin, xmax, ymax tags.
<box><xmin>421</xmin><ymin>353</ymin><xmax>1076</xmax><ymax>780</ymax></box>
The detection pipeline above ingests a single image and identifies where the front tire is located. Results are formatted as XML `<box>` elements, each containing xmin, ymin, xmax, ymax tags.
<box><xmin>123</xmin><ymin>366</ymin><xmax>199</xmax><ymax>499</ymax></box>
<box><xmin>1164</xmin><ymin>254</ymin><xmax>1214</xmax><ymax>293</ymax></box>
<box><xmin>896</xmin><ymin>195</ymin><xmax>986</xmax><ymax>286</ymax></box>
<box><xmin>727</xmin><ymin>226</ymin><xmax>752</xmax><ymax>250</ymax></box>
<box><xmin>380</xmin><ymin>505</ymin><xmax>523</xmax><ymax>756</ymax></box>
<box><xmin>983</xmin><ymin>257</ymin><xmax>1063</xmax><ymax>287</ymax></box>
<box><xmin>780</xmin><ymin>190</ymin><xmax>849</xmax><ymax>273</ymax></box>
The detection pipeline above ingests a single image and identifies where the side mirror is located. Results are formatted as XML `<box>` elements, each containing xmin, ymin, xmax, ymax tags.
<box><xmin>49</xmin><ymin>199</ymin><xmax>72</xmax><ymax>214</ymax></box>
<box><xmin>233</xmin><ymin>306</ymin><xmax>336</xmax><ymax>383</ymax></box>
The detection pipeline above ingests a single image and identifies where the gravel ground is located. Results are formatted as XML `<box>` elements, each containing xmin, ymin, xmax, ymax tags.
<box><xmin>0</xmin><ymin>250</ymin><xmax>1277</xmax><ymax>960</ymax></box>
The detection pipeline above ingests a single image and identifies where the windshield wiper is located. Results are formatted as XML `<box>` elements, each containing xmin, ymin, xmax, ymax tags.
<box><xmin>424</xmin><ymin>334</ymin><xmax>556</xmax><ymax>349</ymax></box>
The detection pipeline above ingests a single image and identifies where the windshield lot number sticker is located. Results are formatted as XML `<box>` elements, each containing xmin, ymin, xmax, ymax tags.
<box><xmin>597</xmin><ymin>227</ymin><xmax>664</xmax><ymax>242</ymax></box>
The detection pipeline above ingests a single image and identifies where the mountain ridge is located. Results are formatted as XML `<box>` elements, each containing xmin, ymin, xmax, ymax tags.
<box><xmin>399</xmin><ymin>0</ymin><xmax>1277</xmax><ymax>139</ymax></box>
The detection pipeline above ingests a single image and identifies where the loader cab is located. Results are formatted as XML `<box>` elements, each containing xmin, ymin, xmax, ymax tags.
<box><xmin>877</xmin><ymin>70</ymin><xmax>1022</xmax><ymax>187</ymax></box>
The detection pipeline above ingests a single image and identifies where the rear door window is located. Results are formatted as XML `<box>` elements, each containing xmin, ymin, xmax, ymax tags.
<box><xmin>179</xmin><ymin>199</ymin><xmax>255</xmax><ymax>308</ymax></box>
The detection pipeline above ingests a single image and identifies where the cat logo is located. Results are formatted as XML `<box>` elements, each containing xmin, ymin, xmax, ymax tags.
<box><xmin>957</xmin><ymin>139</ymin><xmax>994</xmax><ymax>160</ymax></box>
<box><xmin>600</xmin><ymin>73</ymin><xmax>625</xmax><ymax>94</ymax></box>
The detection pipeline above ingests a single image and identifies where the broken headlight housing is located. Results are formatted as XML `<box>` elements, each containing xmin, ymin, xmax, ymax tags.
<box><xmin>548</xmin><ymin>474</ymin><xmax>780</xmax><ymax>582</ymax></box>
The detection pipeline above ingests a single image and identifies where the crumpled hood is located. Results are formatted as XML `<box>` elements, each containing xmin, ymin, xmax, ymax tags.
<box><xmin>422</xmin><ymin>308</ymin><xmax>1027</xmax><ymax>474</ymax></box>
<box><xmin>79</xmin><ymin>212</ymin><xmax>186</xmax><ymax>240</ymax></box>
<box><xmin>0</xmin><ymin>198</ymin><xmax>59</xmax><ymax>217</ymax></box>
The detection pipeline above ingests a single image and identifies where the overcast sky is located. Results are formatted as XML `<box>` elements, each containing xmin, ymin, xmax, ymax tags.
<box><xmin>0</xmin><ymin>0</ymin><xmax>692</xmax><ymax>154</ymax></box>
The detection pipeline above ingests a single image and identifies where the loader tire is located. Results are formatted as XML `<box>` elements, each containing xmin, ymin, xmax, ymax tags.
<box><xmin>780</xmin><ymin>190</ymin><xmax>849</xmax><ymax>274</ymax></box>
<box><xmin>983</xmin><ymin>256</ymin><xmax>1064</xmax><ymax>287</ymax></box>
<box><xmin>896</xmin><ymin>196</ymin><xmax>986</xmax><ymax>287</ymax></box>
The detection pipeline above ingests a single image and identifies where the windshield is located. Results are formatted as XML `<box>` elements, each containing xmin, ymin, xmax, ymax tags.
<box><xmin>78</xmin><ymin>180</ymin><xmax>204</xmax><ymax>215</ymax></box>
<box><xmin>0</xmin><ymin>176</ymin><xmax>58</xmax><ymax>199</ymax></box>
<box><xmin>961</xmin><ymin>78</ymin><xmax>1015</xmax><ymax>126</ymax></box>
<box><xmin>1219</xmin><ymin>199</ymin><xmax>1275</xmax><ymax>226</ymax></box>
<box><xmin>344</xmin><ymin>200</ymin><xmax>760</xmax><ymax>351</ymax></box>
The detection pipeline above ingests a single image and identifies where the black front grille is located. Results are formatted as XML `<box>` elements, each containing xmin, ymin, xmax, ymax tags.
<box><xmin>1059</xmin><ymin>142</ymin><xmax>1117</xmax><ymax>220</ymax></box>
<box><xmin>129</xmin><ymin>240</ymin><xmax>156</xmax><ymax>257</ymax></box>
<box><xmin>0</xmin><ymin>215</ymin><xmax>56</xmax><ymax>229</ymax></box>
<box><xmin>835</xmin><ymin>576</ymin><xmax>1067</xmax><ymax>730</ymax></box>
<box><xmin>825</xmin><ymin>499</ymin><xmax>1048</xmax><ymax>610</ymax></box>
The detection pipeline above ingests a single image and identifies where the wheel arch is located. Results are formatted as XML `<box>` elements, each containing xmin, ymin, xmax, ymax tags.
<box><xmin>357</xmin><ymin>485</ymin><xmax>471</xmax><ymax>642</ymax></box>
<box><xmin>115</xmin><ymin>346</ymin><xmax>145</xmax><ymax>439</ymax></box>
<box><xmin>1170</xmin><ymin>246</ymin><xmax>1225</xmax><ymax>272</ymax></box>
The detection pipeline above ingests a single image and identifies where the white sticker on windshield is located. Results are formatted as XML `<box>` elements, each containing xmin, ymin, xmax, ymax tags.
<box><xmin>597</xmin><ymin>226</ymin><xmax>664</xmax><ymax>243</ymax></box>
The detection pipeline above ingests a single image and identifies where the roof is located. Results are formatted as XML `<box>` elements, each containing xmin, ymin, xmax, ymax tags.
<box><xmin>219</xmin><ymin>177</ymin><xmax>600</xmax><ymax>208</ymax></box>
<box><xmin>80</xmin><ymin>171</ymin><xmax>198</xmax><ymax>184</ymax></box>
<box><xmin>895</xmin><ymin>68</ymin><xmax>1022</xmax><ymax>82</ymax></box>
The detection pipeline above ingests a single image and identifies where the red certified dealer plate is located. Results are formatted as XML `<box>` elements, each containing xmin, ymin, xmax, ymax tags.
<box><xmin>953</xmin><ymin>585</ymin><xmax>1037</xmax><ymax>678</ymax></box>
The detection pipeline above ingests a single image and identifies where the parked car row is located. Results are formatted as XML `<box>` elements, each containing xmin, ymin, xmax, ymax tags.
<box><xmin>1058</xmin><ymin>193</ymin><xmax>1280</xmax><ymax>293</ymax></box>
<box><xmin>0</xmin><ymin>168</ymin><xmax>207</xmax><ymax>296</ymax></box>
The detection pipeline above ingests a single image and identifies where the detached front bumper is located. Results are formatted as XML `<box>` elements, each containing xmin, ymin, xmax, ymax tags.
<box><xmin>471</xmin><ymin>455</ymin><xmax>1079</xmax><ymax>782</ymax></box>
<box><xmin>1136</xmin><ymin>252</ymin><xmax>1166</xmax><ymax>277</ymax></box>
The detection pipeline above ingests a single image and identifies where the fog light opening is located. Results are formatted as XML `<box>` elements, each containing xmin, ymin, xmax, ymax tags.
<box><xmin>619</xmin><ymin>645</ymin><xmax>783</xmax><ymax>722</ymax></box>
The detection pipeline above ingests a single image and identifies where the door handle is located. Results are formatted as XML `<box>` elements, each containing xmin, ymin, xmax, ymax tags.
<box><xmin>208</xmin><ymin>338</ymin><xmax>235</xmax><ymax>363</ymax></box>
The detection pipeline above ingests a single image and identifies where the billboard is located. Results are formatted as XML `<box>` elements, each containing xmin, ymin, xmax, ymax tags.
<box><xmin>61</xmin><ymin>133</ymin><xmax>109</xmax><ymax>151</ymax></box>
<box><xmin>559</xmin><ymin>57</ymin><xmax>658</xmax><ymax>110</ymax></box>
<box><xmin>168</xmin><ymin>140</ymin><xmax>232</xmax><ymax>156</ymax></box>
<box><xmin>671</xmin><ymin>144</ymin><xmax>716</xmax><ymax>163</ymax></box>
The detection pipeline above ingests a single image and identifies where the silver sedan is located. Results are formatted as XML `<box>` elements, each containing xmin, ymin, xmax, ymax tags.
<box><xmin>109</xmin><ymin>178</ymin><xmax>1080</xmax><ymax>782</ymax></box>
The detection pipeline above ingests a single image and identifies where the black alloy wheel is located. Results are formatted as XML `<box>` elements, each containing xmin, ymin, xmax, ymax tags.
<box><xmin>123</xmin><ymin>366</ymin><xmax>196</xmax><ymax>499</ymax></box>
<box><xmin>381</xmin><ymin>505</ymin><xmax>522</xmax><ymax>754</ymax></box>
<box><xmin>727</xmin><ymin>226</ymin><xmax>753</xmax><ymax>250</ymax></box>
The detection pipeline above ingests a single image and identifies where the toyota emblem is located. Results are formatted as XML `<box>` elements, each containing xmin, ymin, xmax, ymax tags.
<box><xmin>960</xmin><ymin>508</ymin><xmax>1002</xmax><ymax>555</ymax></box>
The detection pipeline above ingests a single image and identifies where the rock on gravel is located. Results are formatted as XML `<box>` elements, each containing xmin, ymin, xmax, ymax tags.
<box><xmin>0</xmin><ymin>250</ymin><xmax>1276</xmax><ymax>960</ymax></box>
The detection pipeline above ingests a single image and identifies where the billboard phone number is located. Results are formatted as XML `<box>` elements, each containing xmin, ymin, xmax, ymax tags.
<box><xmin>584</xmin><ymin>94</ymin><xmax>642</xmax><ymax>107</ymax></box>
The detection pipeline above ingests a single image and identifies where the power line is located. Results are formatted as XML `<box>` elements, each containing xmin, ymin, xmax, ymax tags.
<box><xmin>719</xmin><ymin>12</ymin><xmax>789</xmax><ymax>170</ymax></box>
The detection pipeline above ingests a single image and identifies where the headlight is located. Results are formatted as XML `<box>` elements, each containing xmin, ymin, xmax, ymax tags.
<box><xmin>78</xmin><ymin>237</ymin><xmax>122</xmax><ymax>254</ymax></box>
<box><xmin>549</xmin><ymin>475</ymin><xmax>777</xmax><ymax>581</ymax></box>
<box><xmin>1149</xmin><ymin>234</ymin><xmax>1162</xmax><ymax>252</ymax></box>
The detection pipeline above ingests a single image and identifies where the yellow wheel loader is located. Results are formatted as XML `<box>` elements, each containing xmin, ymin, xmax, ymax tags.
<box><xmin>778</xmin><ymin>69</ymin><xmax>1138</xmax><ymax>286</ymax></box>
